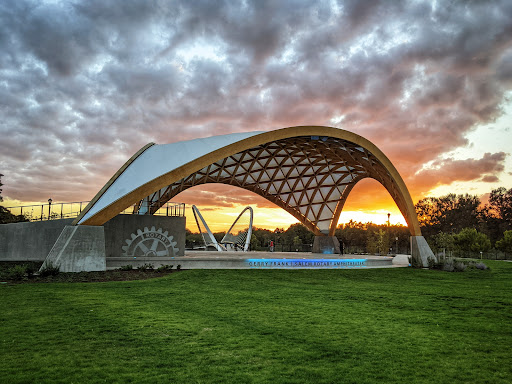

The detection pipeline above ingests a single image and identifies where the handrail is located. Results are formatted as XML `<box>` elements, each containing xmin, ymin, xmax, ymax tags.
<box><xmin>3</xmin><ymin>201</ymin><xmax>185</xmax><ymax>222</ymax></box>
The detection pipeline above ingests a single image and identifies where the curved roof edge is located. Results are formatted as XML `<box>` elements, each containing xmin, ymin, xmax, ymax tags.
<box><xmin>74</xmin><ymin>126</ymin><xmax>421</xmax><ymax>236</ymax></box>
<box><xmin>73</xmin><ymin>131</ymin><xmax>263</xmax><ymax>225</ymax></box>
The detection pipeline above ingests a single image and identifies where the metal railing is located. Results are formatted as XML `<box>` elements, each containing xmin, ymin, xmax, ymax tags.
<box><xmin>4</xmin><ymin>201</ymin><xmax>186</xmax><ymax>221</ymax></box>
<box><xmin>5</xmin><ymin>201</ymin><xmax>90</xmax><ymax>221</ymax></box>
<box><xmin>120</xmin><ymin>202</ymin><xmax>186</xmax><ymax>217</ymax></box>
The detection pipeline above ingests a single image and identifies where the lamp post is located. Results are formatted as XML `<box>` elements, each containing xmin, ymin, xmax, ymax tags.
<box><xmin>48</xmin><ymin>198</ymin><xmax>52</xmax><ymax>220</ymax></box>
<box><xmin>387</xmin><ymin>213</ymin><xmax>391</xmax><ymax>254</ymax></box>
<box><xmin>396</xmin><ymin>236</ymin><xmax>399</xmax><ymax>254</ymax></box>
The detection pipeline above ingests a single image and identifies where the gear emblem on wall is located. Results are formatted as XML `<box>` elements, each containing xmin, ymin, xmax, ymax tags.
<box><xmin>122</xmin><ymin>226</ymin><xmax>179</xmax><ymax>257</ymax></box>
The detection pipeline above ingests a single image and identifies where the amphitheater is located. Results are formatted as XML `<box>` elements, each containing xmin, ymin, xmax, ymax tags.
<box><xmin>1</xmin><ymin>126</ymin><xmax>434</xmax><ymax>270</ymax></box>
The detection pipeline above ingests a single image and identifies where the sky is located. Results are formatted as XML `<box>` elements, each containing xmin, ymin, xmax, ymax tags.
<box><xmin>1</xmin><ymin>0</ymin><xmax>512</xmax><ymax>232</ymax></box>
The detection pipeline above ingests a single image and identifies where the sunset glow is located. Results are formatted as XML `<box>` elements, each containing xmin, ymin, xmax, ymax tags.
<box><xmin>1</xmin><ymin>1</ymin><xmax>512</xmax><ymax>232</ymax></box>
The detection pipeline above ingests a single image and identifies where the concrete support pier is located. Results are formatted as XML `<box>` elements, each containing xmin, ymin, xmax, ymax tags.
<box><xmin>40</xmin><ymin>225</ymin><xmax>106</xmax><ymax>273</ymax></box>
<box><xmin>410</xmin><ymin>236</ymin><xmax>435</xmax><ymax>268</ymax></box>
<box><xmin>312</xmin><ymin>236</ymin><xmax>341</xmax><ymax>254</ymax></box>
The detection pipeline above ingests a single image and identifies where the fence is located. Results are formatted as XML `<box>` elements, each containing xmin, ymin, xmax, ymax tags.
<box><xmin>4</xmin><ymin>201</ymin><xmax>186</xmax><ymax>222</ymax></box>
<box><xmin>5</xmin><ymin>201</ymin><xmax>90</xmax><ymax>221</ymax></box>
<box><xmin>434</xmin><ymin>250</ymin><xmax>512</xmax><ymax>261</ymax></box>
<box><xmin>120</xmin><ymin>202</ymin><xmax>186</xmax><ymax>217</ymax></box>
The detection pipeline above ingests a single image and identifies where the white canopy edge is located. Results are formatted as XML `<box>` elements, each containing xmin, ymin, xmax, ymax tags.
<box><xmin>78</xmin><ymin>131</ymin><xmax>264</xmax><ymax>224</ymax></box>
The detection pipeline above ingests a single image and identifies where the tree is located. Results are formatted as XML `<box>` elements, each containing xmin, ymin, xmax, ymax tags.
<box><xmin>250</xmin><ymin>234</ymin><xmax>259</xmax><ymax>251</ymax></box>
<box><xmin>185</xmin><ymin>229</ymin><xmax>204</xmax><ymax>249</ymax></box>
<box><xmin>366</xmin><ymin>228</ymin><xmax>390</xmax><ymax>255</ymax></box>
<box><xmin>429</xmin><ymin>232</ymin><xmax>455</xmax><ymax>257</ymax></box>
<box><xmin>335</xmin><ymin>220</ymin><xmax>367</xmax><ymax>253</ymax></box>
<box><xmin>495</xmin><ymin>230</ymin><xmax>512</xmax><ymax>254</ymax></box>
<box><xmin>0</xmin><ymin>174</ymin><xmax>28</xmax><ymax>224</ymax></box>
<box><xmin>415</xmin><ymin>193</ymin><xmax>482</xmax><ymax>238</ymax></box>
<box><xmin>453</xmin><ymin>228</ymin><xmax>491</xmax><ymax>256</ymax></box>
<box><xmin>281</xmin><ymin>223</ymin><xmax>314</xmax><ymax>246</ymax></box>
<box><xmin>484</xmin><ymin>188</ymin><xmax>512</xmax><ymax>243</ymax></box>
<box><xmin>488</xmin><ymin>187</ymin><xmax>512</xmax><ymax>223</ymax></box>
<box><xmin>254</xmin><ymin>227</ymin><xmax>273</xmax><ymax>249</ymax></box>
<box><xmin>213</xmin><ymin>231</ymin><xmax>226</xmax><ymax>243</ymax></box>
<box><xmin>293</xmin><ymin>235</ymin><xmax>302</xmax><ymax>251</ymax></box>
<box><xmin>0</xmin><ymin>206</ymin><xmax>28</xmax><ymax>224</ymax></box>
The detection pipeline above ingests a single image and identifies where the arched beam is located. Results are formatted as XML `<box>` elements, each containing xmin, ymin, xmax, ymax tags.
<box><xmin>75</xmin><ymin>126</ymin><xmax>421</xmax><ymax>237</ymax></box>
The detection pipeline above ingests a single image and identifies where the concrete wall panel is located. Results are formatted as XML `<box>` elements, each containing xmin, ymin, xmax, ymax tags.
<box><xmin>1</xmin><ymin>214</ymin><xmax>186</xmax><ymax>262</ymax></box>
<box><xmin>104</xmin><ymin>215</ymin><xmax>186</xmax><ymax>257</ymax></box>
<box><xmin>0</xmin><ymin>219</ymin><xmax>74</xmax><ymax>261</ymax></box>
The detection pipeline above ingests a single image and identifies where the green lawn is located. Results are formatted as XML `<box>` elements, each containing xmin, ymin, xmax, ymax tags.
<box><xmin>1</xmin><ymin>262</ymin><xmax>511</xmax><ymax>383</ymax></box>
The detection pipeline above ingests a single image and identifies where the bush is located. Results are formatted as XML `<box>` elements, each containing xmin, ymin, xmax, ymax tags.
<box><xmin>475</xmin><ymin>262</ymin><xmax>488</xmax><ymax>270</ymax></box>
<box><xmin>119</xmin><ymin>265</ymin><xmax>133</xmax><ymax>271</ymax></box>
<box><xmin>156</xmin><ymin>265</ymin><xmax>173</xmax><ymax>272</ymax></box>
<box><xmin>8</xmin><ymin>265</ymin><xmax>27</xmax><ymax>280</ymax></box>
<box><xmin>453</xmin><ymin>261</ymin><xmax>467</xmax><ymax>272</ymax></box>
<box><xmin>138</xmin><ymin>263</ymin><xmax>154</xmax><ymax>271</ymax></box>
<box><xmin>177</xmin><ymin>264</ymin><xmax>181</xmax><ymax>270</ymax></box>
<box><xmin>39</xmin><ymin>261</ymin><xmax>60</xmax><ymax>277</ymax></box>
<box><xmin>24</xmin><ymin>264</ymin><xmax>36</xmax><ymax>278</ymax></box>
<box><xmin>429</xmin><ymin>257</ymin><xmax>489</xmax><ymax>273</ymax></box>
<box><xmin>442</xmin><ymin>259</ymin><xmax>454</xmax><ymax>272</ymax></box>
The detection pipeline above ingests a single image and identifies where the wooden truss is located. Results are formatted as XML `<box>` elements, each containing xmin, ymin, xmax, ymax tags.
<box><xmin>135</xmin><ymin>135</ymin><xmax>409</xmax><ymax>236</ymax></box>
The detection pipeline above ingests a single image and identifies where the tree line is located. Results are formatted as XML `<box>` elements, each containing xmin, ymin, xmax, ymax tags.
<box><xmin>415</xmin><ymin>187</ymin><xmax>512</xmax><ymax>257</ymax></box>
<box><xmin>186</xmin><ymin>187</ymin><xmax>512</xmax><ymax>256</ymax></box>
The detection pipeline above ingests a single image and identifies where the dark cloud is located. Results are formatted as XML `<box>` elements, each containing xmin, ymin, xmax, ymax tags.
<box><xmin>411</xmin><ymin>152</ymin><xmax>507</xmax><ymax>193</ymax></box>
<box><xmin>1</xmin><ymin>0</ymin><xmax>512</xmax><ymax>208</ymax></box>
<box><xmin>481</xmin><ymin>175</ymin><xmax>500</xmax><ymax>183</ymax></box>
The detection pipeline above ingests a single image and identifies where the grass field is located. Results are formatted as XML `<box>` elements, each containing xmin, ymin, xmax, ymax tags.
<box><xmin>1</xmin><ymin>262</ymin><xmax>511</xmax><ymax>383</ymax></box>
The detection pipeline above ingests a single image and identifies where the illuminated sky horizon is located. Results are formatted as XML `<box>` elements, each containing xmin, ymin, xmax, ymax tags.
<box><xmin>1</xmin><ymin>1</ymin><xmax>512</xmax><ymax>232</ymax></box>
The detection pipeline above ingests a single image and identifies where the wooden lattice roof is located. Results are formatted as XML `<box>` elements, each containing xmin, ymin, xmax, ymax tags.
<box><xmin>74</xmin><ymin>126</ymin><xmax>421</xmax><ymax>236</ymax></box>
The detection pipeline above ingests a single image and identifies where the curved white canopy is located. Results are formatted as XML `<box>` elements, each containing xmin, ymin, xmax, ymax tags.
<box><xmin>77</xmin><ymin>131</ymin><xmax>262</xmax><ymax>224</ymax></box>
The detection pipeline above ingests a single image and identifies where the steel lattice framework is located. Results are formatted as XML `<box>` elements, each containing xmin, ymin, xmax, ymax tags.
<box><xmin>137</xmin><ymin>136</ymin><xmax>407</xmax><ymax>235</ymax></box>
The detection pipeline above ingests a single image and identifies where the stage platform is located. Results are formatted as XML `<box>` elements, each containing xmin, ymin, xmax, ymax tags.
<box><xmin>107</xmin><ymin>251</ymin><xmax>410</xmax><ymax>270</ymax></box>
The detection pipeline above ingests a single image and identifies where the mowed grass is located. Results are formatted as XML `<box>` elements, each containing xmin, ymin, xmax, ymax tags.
<box><xmin>1</xmin><ymin>262</ymin><xmax>511</xmax><ymax>383</ymax></box>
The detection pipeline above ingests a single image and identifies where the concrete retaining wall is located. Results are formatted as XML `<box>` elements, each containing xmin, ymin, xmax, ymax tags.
<box><xmin>0</xmin><ymin>219</ymin><xmax>74</xmax><ymax>261</ymax></box>
<box><xmin>1</xmin><ymin>214</ymin><xmax>186</xmax><ymax>262</ymax></box>
<box><xmin>104</xmin><ymin>215</ymin><xmax>186</xmax><ymax>257</ymax></box>
<box><xmin>42</xmin><ymin>225</ymin><xmax>106</xmax><ymax>272</ymax></box>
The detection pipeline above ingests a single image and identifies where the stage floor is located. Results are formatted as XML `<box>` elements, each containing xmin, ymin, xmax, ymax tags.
<box><xmin>107</xmin><ymin>251</ymin><xmax>410</xmax><ymax>270</ymax></box>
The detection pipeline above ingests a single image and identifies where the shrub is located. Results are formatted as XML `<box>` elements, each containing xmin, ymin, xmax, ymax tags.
<box><xmin>8</xmin><ymin>265</ymin><xmax>27</xmax><ymax>280</ymax></box>
<box><xmin>442</xmin><ymin>259</ymin><xmax>454</xmax><ymax>272</ymax></box>
<box><xmin>475</xmin><ymin>262</ymin><xmax>488</xmax><ymax>270</ymax></box>
<box><xmin>156</xmin><ymin>264</ymin><xmax>173</xmax><ymax>272</ymax></box>
<box><xmin>177</xmin><ymin>264</ymin><xmax>181</xmax><ymax>270</ymax></box>
<box><xmin>431</xmin><ymin>257</ymin><xmax>489</xmax><ymax>273</ymax></box>
<box><xmin>119</xmin><ymin>265</ymin><xmax>133</xmax><ymax>271</ymax></box>
<box><xmin>453</xmin><ymin>261</ymin><xmax>467</xmax><ymax>272</ymax></box>
<box><xmin>496</xmin><ymin>230</ymin><xmax>512</xmax><ymax>253</ymax></box>
<box><xmin>138</xmin><ymin>263</ymin><xmax>154</xmax><ymax>271</ymax></box>
<box><xmin>24</xmin><ymin>264</ymin><xmax>36</xmax><ymax>278</ymax></box>
<box><xmin>39</xmin><ymin>261</ymin><xmax>60</xmax><ymax>277</ymax></box>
